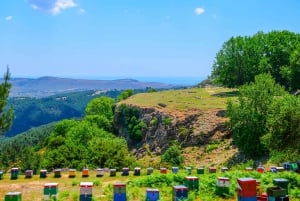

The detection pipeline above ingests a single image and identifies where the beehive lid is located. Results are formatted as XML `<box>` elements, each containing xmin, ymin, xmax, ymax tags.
<box><xmin>44</xmin><ymin>183</ymin><xmax>58</xmax><ymax>187</ymax></box>
<box><xmin>69</xmin><ymin>169</ymin><xmax>76</xmax><ymax>171</ymax></box>
<box><xmin>11</xmin><ymin>168</ymin><xmax>18</xmax><ymax>170</ymax></box>
<box><xmin>123</xmin><ymin>167</ymin><xmax>129</xmax><ymax>170</ymax></box>
<box><xmin>54</xmin><ymin>169</ymin><xmax>61</xmax><ymax>172</ymax></box>
<box><xmin>173</xmin><ymin>185</ymin><xmax>188</xmax><ymax>190</ymax></box>
<box><xmin>147</xmin><ymin>188</ymin><xmax>159</xmax><ymax>192</ymax></box>
<box><xmin>134</xmin><ymin>167</ymin><xmax>141</xmax><ymax>169</ymax></box>
<box><xmin>185</xmin><ymin>176</ymin><xmax>198</xmax><ymax>180</ymax></box>
<box><xmin>40</xmin><ymin>169</ymin><xmax>47</xmax><ymax>172</ymax></box>
<box><xmin>218</xmin><ymin>177</ymin><xmax>229</xmax><ymax>181</ymax></box>
<box><xmin>114</xmin><ymin>182</ymin><xmax>126</xmax><ymax>187</ymax></box>
<box><xmin>80</xmin><ymin>182</ymin><xmax>93</xmax><ymax>187</ymax></box>
<box><xmin>6</xmin><ymin>192</ymin><xmax>21</xmax><ymax>195</ymax></box>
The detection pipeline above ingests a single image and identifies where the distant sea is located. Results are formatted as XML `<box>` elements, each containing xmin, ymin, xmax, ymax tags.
<box><xmin>81</xmin><ymin>76</ymin><xmax>205</xmax><ymax>86</ymax></box>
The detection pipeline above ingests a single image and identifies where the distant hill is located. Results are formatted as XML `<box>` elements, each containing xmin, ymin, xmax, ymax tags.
<box><xmin>7</xmin><ymin>76</ymin><xmax>176</xmax><ymax>97</ymax></box>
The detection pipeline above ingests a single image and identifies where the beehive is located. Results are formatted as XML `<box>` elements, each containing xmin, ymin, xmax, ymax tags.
<box><xmin>216</xmin><ymin>177</ymin><xmax>230</xmax><ymax>196</ymax></box>
<box><xmin>96</xmin><ymin>168</ymin><xmax>104</xmax><ymax>177</ymax></box>
<box><xmin>82</xmin><ymin>168</ymin><xmax>89</xmax><ymax>177</ymax></box>
<box><xmin>146</xmin><ymin>188</ymin><xmax>159</xmax><ymax>201</ymax></box>
<box><xmin>10</xmin><ymin>168</ymin><xmax>19</xmax><ymax>180</ymax></box>
<box><xmin>25</xmin><ymin>170</ymin><xmax>33</xmax><ymax>178</ymax></box>
<box><xmin>40</xmin><ymin>170</ymin><xmax>47</xmax><ymax>178</ymax></box>
<box><xmin>44</xmin><ymin>183</ymin><xmax>58</xmax><ymax>201</ymax></box>
<box><xmin>68</xmin><ymin>169</ymin><xmax>76</xmax><ymax>178</ymax></box>
<box><xmin>5</xmin><ymin>192</ymin><xmax>22</xmax><ymax>201</ymax></box>
<box><xmin>134</xmin><ymin>167</ymin><xmax>141</xmax><ymax>176</ymax></box>
<box><xmin>0</xmin><ymin>171</ymin><xmax>4</xmax><ymax>180</ymax></box>
<box><xmin>80</xmin><ymin>182</ymin><xmax>93</xmax><ymax>201</ymax></box>
<box><xmin>196</xmin><ymin>167</ymin><xmax>204</xmax><ymax>174</ymax></box>
<box><xmin>53</xmin><ymin>169</ymin><xmax>61</xmax><ymax>178</ymax></box>
<box><xmin>160</xmin><ymin>168</ymin><xmax>167</xmax><ymax>174</ymax></box>
<box><xmin>209</xmin><ymin>167</ymin><xmax>216</xmax><ymax>173</ymax></box>
<box><xmin>110</xmin><ymin>168</ymin><xmax>116</xmax><ymax>177</ymax></box>
<box><xmin>172</xmin><ymin>167</ymin><xmax>179</xmax><ymax>174</ymax></box>
<box><xmin>122</xmin><ymin>168</ymin><xmax>129</xmax><ymax>176</ymax></box>
<box><xmin>173</xmin><ymin>185</ymin><xmax>188</xmax><ymax>201</ymax></box>
<box><xmin>237</xmin><ymin>178</ymin><xmax>257</xmax><ymax>199</ymax></box>
<box><xmin>184</xmin><ymin>176</ymin><xmax>199</xmax><ymax>191</ymax></box>
<box><xmin>186</xmin><ymin>167</ymin><xmax>192</xmax><ymax>175</ymax></box>
<box><xmin>113</xmin><ymin>182</ymin><xmax>126</xmax><ymax>201</ymax></box>
<box><xmin>147</xmin><ymin>167</ymin><xmax>153</xmax><ymax>175</ymax></box>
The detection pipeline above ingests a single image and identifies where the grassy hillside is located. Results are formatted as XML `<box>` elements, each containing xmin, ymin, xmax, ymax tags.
<box><xmin>121</xmin><ymin>87</ymin><xmax>237</xmax><ymax>112</ymax></box>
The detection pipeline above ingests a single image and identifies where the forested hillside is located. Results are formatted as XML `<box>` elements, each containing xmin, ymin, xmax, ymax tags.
<box><xmin>6</xmin><ymin>90</ymin><xmax>121</xmax><ymax>136</ymax></box>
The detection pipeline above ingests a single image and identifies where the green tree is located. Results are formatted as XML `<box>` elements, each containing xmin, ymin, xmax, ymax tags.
<box><xmin>226</xmin><ymin>74</ymin><xmax>285</xmax><ymax>157</ymax></box>
<box><xmin>161</xmin><ymin>143</ymin><xmax>184</xmax><ymax>166</ymax></box>
<box><xmin>117</xmin><ymin>89</ymin><xmax>134</xmax><ymax>101</ymax></box>
<box><xmin>262</xmin><ymin>94</ymin><xmax>300</xmax><ymax>161</ymax></box>
<box><xmin>0</xmin><ymin>67</ymin><xmax>14</xmax><ymax>135</ymax></box>
<box><xmin>212</xmin><ymin>31</ymin><xmax>300</xmax><ymax>90</ymax></box>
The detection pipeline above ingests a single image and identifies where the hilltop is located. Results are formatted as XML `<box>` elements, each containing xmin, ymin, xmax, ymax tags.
<box><xmin>115</xmin><ymin>87</ymin><xmax>239</xmax><ymax>167</ymax></box>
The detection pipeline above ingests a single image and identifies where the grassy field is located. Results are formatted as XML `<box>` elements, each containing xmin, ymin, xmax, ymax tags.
<box><xmin>1</xmin><ymin>168</ymin><xmax>299</xmax><ymax>201</ymax></box>
<box><xmin>122</xmin><ymin>87</ymin><xmax>237</xmax><ymax>112</ymax></box>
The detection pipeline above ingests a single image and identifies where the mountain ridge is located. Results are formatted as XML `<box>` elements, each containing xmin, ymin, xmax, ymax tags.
<box><xmin>5</xmin><ymin>76</ymin><xmax>177</xmax><ymax>97</ymax></box>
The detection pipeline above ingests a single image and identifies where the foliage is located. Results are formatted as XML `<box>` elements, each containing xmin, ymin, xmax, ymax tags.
<box><xmin>162</xmin><ymin>117</ymin><xmax>172</xmax><ymax>126</ymax></box>
<box><xmin>262</xmin><ymin>94</ymin><xmax>300</xmax><ymax>162</ymax></box>
<box><xmin>0</xmin><ymin>67</ymin><xmax>14</xmax><ymax>136</ymax></box>
<box><xmin>212</xmin><ymin>30</ymin><xmax>300</xmax><ymax>91</ymax></box>
<box><xmin>161</xmin><ymin>144</ymin><xmax>184</xmax><ymax>166</ymax></box>
<box><xmin>7</xmin><ymin>90</ymin><xmax>121</xmax><ymax>136</ymax></box>
<box><xmin>117</xmin><ymin>89</ymin><xmax>134</xmax><ymax>101</ymax></box>
<box><xmin>226</xmin><ymin>74</ymin><xmax>285</xmax><ymax>157</ymax></box>
<box><xmin>114</xmin><ymin>104</ymin><xmax>146</xmax><ymax>142</ymax></box>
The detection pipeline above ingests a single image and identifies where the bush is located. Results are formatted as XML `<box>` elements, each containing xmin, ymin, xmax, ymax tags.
<box><xmin>161</xmin><ymin>144</ymin><xmax>184</xmax><ymax>166</ymax></box>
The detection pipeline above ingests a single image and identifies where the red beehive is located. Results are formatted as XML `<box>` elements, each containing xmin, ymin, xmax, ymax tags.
<box><xmin>257</xmin><ymin>166</ymin><xmax>265</xmax><ymax>173</ymax></box>
<box><xmin>160</xmin><ymin>168</ymin><xmax>167</xmax><ymax>174</ymax></box>
<box><xmin>237</xmin><ymin>178</ymin><xmax>257</xmax><ymax>197</ymax></box>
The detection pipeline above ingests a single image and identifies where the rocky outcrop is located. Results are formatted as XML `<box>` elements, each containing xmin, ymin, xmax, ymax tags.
<box><xmin>114</xmin><ymin>104</ymin><xmax>229</xmax><ymax>157</ymax></box>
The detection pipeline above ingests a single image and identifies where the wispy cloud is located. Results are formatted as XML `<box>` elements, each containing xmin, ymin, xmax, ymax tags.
<box><xmin>78</xmin><ymin>8</ymin><xmax>86</xmax><ymax>15</ymax></box>
<box><xmin>195</xmin><ymin>7</ymin><xmax>205</xmax><ymax>16</ymax></box>
<box><xmin>5</xmin><ymin>16</ymin><xmax>13</xmax><ymax>21</ymax></box>
<box><xmin>28</xmin><ymin>0</ymin><xmax>77</xmax><ymax>15</ymax></box>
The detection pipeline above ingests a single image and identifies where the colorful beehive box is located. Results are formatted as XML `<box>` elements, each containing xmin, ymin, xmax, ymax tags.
<box><xmin>172</xmin><ymin>167</ymin><xmax>179</xmax><ymax>174</ymax></box>
<box><xmin>237</xmin><ymin>178</ymin><xmax>257</xmax><ymax>198</ymax></box>
<box><xmin>80</xmin><ymin>182</ymin><xmax>93</xmax><ymax>201</ymax></box>
<box><xmin>245</xmin><ymin>167</ymin><xmax>253</xmax><ymax>171</ymax></box>
<box><xmin>273</xmin><ymin>178</ymin><xmax>289</xmax><ymax>195</ymax></box>
<box><xmin>96</xmin><ymin>168</ymin><xmax>104</xmax><ymax>177</ymax></box>
<box><xmin>147</xmin><ymin>167</ymin><xmax>153</xmax><ymax>175</ymax></box>
<box><xmin>237</xmin><ymin>196</ymin><xmax>257</xmax><ymax>201</ymax></box>
<box><xmin>257</xmin><ymin>166</ymin><xmax>265</xmax><ymax>173</ymax></box>
<box><xmin>184</xmin><ymin>176</ymin><xmax>199</xmax><ymax>191</ymax></box>
<box><xmin>113</xmin><ymin>182</ymin><xmax>126</xmax><ymax>201</ymax></box>
<box><xmin>221</xmin><ymin>167</ymin><xmax>229</xmax><ymax>172</ymax></box>
<box><xmin>40</xmin><ymin>170</ymin><xmax>47</xmax><ymax>178</ymax></box>
<box><xmin>267</xmin><ymin>187</ymin><xmax>287</xmax><ymax>198</ymax></box>
<box><xmin>5</xmin><ymin>192</ymin><xmax>22</xmax><ymax>201</ymax></box>
<box><xmin>173</xmin><ymin>185</ymin><xmax>188</xmax><ymax>201</ymax></box>
<box><xmin>283</xmin><ymin>163</ymin><xmax>291</xmax><ymax>170</ymax></box>
<box><xmin>216</xmin><ymin>177</ymin><xmax>230</xmax><ymax>196</ymax></box>
<box><xmin>68</xmin><ymin>169</ymin><xmax>76</xmax><ymax>178</ymax></box>
<box><xmin>25</xmin><ymin>170</ymin><xmax>33</xmax><ymax>178</ymax></box>
<box><xmin>134</xmin><ymin>167</ymin><xmax>141</xmax><ymax>176</ymax></box>
<box><xmin>146</xmin><ymin>188</ymin><xmax>159</xmax><ymax>201</ymax></box>
<box><xmin>276</xmin><ymin>167</ymin><xmax>284</xmax><ymax>172</ymax></box>
<box><xmin>122</xmin><ymin>168</ymin><xmax>129</xmax><ymax>176</ymax></box>
<box><xmin>54</xmin><ymin>169</ymin><xmax>61</xmax><ymax>178</ymax></box>
<box><xmin>160</xmin><ymin>168</ymin><xmax>167</xmax><ymax>174</ymax></box>
<box><xmin>196</xmin><ymin>167</ymin><xmax>204</xmax><ymax>174</ymax></box>
<box><xmin>82</xmin><ymin>168</ymin><xmax>89</xmax><ymax>177</ymax></box>
<box><xmin>44</xmin><ymin>183</ymin><xmax>58</xmax><ymax>201</ymax></box>
<box><xmin>209</xmin><ymin>167</ymin><xmax>216</xmax><ymax>173</ymax></box>
<box><xmin>10</xmin><ymin>168</ymin><xmax>19</xmax><ymax>180</ymax></box>
<box><xmin>110</xmin><ymin>168</ymin><xmax>117</xmax><ymax>177</ymax></box>
<box><xmin>0</xmin><ymin>170</ymin><xmax>4</xmax><ymax>180</ymax></box>
<box><xmin>186</xmin><ymin>167</ymin><xmax>192</xmax><ymax>175</ymax></box>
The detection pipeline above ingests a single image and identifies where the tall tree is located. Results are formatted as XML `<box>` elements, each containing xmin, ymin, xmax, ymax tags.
<box><xmin>226</xmin><ymin>74</ymin><xmax>285</xmax><ymax>157</ymax></box>
<box><xmin>0</xmin><ymin>67</ymin><xmax>14</xmax><ymax>135</ymax></box>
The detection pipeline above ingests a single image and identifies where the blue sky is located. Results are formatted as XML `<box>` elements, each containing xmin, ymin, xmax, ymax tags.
<box><xmin>1</xmin><ymin>0</ymin><xmax>300</xmax><ymax>80</ymax></box>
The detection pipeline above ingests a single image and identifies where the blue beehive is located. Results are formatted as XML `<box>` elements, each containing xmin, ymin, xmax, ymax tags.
<box><xmin>122</xmin><ymin>168</ymin><xmax>129</xmax><ymax>176</ymax></box>
<box><xmin>80</xmin><ymin>182</ymin><xmax>93</xmax><ymax>201</ymax></box>
<box><xmin>283</xmin><ymin>163</ymin><xmax>291</xmax><ymax>170</ymax></box>
<box><xmin>237</xmin><ymin>196</ymin><xmax>257</xmax><ymax>201</ymax></box>
<box><xmin>173</xmin><ymin>185</ymin><xmax>188</xmax><ymax>201</ymax></box>
<box><xmin>113</xmin><ymin>182</ymin><xmax>126</xmax><ymax>201</ymax></box>
<box><xmin>146</xmin><ymin>188</ymin><xmax>159</xmax><ymax>201</ymax></box>
<box><xmin>172</xmin><ymin>167</ymin><xmax>179</xmax><ymax>174</ymax></box>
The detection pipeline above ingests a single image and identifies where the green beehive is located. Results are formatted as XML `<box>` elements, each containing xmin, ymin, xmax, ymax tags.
<box><xmin>273</xmin><ymin>178</ymin><xmax>289</xmax><ymax>195</ymax></box>
<box><xmin>54</xmin><ymin>169</ymin><xmax>61</xmax><ymax>178</ymax></box>
<box><xmin>0</xmin><ymin>171</ymin><xmax>3</xmax><ymax>180</ymax></box>
<box><xmin>5</xmin><ymin>192</ymin><xmax>22</xmax><ymax>201</ymax></box>
<box><xmin>184</xmin><ymin>176</ymin><xmax>199</xmax><ymax>191</ymax></box>
<box><xmin>10</xmin><ymin>168</ymin><xmax>19</xmax><ymax>180</ymax></box>
<box><xmin>44</xmin><ymin>183</ymin><xmax>58</xmax><ymax>201</ymax></box>
<box><xmin>196</xmin><ymin>167</ymin><xmax>204</xmax><ymax>174</ymax></box>
<box><xmin>110</xmin><ymin>169</ymin><xmax>116</xmax><ymax>177</ymax></box>
<box><xmin>216</xmin><ymin>177</ymin><xmax>230</xmax><ymax>196</ymax></box>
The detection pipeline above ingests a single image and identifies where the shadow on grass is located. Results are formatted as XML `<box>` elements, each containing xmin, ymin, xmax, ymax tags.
<box><xmin>212</xmin><ymin>90</ymin><xmax>239</xmax><ymax>97</ymax></box>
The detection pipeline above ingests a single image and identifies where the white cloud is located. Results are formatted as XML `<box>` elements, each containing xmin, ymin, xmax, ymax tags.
<box><xmin>78</xmin><ymin>8</ymin><xmax>86</xmax><ymax>14</ymax></box>
<box><xmin>195</xmin><ymin>7</ymin><xmax>205</xmax><ymax>16</ymax></box>
<box><xmin>5</xmin><ymin>16</ymin><xmax>13</xmax><ymax>21</ymax></box>
<box><xmin>28</xmin><ymin>0</ymin><xmax>77</xmax><ymax>15</ymax></box>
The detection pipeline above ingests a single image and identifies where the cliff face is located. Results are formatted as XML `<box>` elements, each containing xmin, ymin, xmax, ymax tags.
<box><xmin>114</xmin><ymin>104</ymin><xmax>229</xmax><ymax>157</ymax></box>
